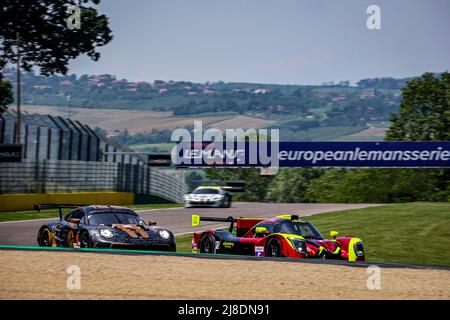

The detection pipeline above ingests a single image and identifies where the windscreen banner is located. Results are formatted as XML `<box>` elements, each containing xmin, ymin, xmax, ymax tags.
<box><xmin>172</xmin><ymin>141</ymin><xmax>450</xmax><ymax>168</ymax></box>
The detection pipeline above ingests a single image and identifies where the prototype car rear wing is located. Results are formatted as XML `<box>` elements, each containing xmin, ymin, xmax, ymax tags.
<box><xmin>192</xmin><ymin>215</ymin><xmax>235</xmax><ymax>232</ymax></box>
<box><xmin>192</xmin><ymin>214</ymin><xmax>302</xmax><ymax>236</ymax></box>
<box><xmin>34</xmin><ymin>204</ymin><xmax>88</xmax><ymax>221</ymax></box>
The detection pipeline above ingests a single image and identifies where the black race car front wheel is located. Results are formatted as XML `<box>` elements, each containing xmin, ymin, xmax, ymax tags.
<box><xmin>200</xmin><ymin>233</ymin><xmax>216</xmax><ymax>254</ymax></box>
<box><xmin>265</xmin><ymin>238</ymin><xmax>283</xmax><ymax>257</ymax></box>
<box><xmin>39</xmin><ymin>228</ymin><xmax>54</xmax><ymax>247</ymax></box>
<box><xmin>79</xmin><ymin>232</ymin><xmax>93</xmax><ymax>248</ymax></box>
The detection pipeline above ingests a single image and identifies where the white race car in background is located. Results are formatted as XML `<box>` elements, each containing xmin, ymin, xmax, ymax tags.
<box><xmin>184</xmin><ymin>186</ymin><xmax>232</xmax><ymax>208</ymax></box>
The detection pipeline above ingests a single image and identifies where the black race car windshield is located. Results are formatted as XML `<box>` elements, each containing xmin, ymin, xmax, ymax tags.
<box><xmin>192</xmin><ymin>189</ymin><xmax>219</xmax><ymax>194</ymax></box>
<box><xmin>88</xmin><ymin>211</ymin><xmax>144</xmax><ymax>226</ymax></box>
<box><xmin>279</xmin><ymin>221</ymin><xmax>323</xmax><ymax>239</ymax></box>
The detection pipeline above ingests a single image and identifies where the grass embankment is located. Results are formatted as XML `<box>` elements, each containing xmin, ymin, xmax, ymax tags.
<box><xmin>175</xmin><ymin>234</ymin><xmax>195</xmax><ymax>253</ymax></box>
<box><xmin>306</xmin><ymin>202</ymin><xmax>450</xmax><ymax>266</ymax></box>
<box><xmin>0</xmin><ymin>203</ymin><xmax>182</xmax><ymax>222</ymax></box>
<box><xmin>175</xmin><ymin>203</ymin><xmax>450</xmax><ymax>267</ymax></box>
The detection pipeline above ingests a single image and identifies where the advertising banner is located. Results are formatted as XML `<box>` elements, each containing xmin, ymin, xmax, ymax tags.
<box><xmin>172</xmin><ymin>141</ymin><xmax>450</xmax><ymax>168</ymax></box>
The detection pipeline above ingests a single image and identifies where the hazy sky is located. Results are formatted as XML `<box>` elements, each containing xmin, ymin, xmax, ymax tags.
<box><xmin>69</xmin><ymin>0</ymin><xmax>450</xmax><ymax>85</ymax></box>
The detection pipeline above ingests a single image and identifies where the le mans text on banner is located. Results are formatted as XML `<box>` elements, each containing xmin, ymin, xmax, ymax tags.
<box><xmin>172</xmin><ymin>142</ymin><xmax>450</xmax><ymax>168</ymax></box>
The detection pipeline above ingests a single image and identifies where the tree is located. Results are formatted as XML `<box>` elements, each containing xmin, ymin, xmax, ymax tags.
<box><xmin>305</xmin><ymin>168</ymin><xmax>443</xmax><ymax>203</ymax></box>
<box><xmin>205</xmin><ymin>168</ymin><xmax>275</xmax><ymax>202</ymax></box>
<box><xmin>386</xmin><ymin>72</ymin><xmax>450</xmax><ymax>141</ymax></box>
<box><xmin>304</xmin><ymin>72</ymin><xmax>450</xmax><ymax>203</ymax></box>
<box><xmin>0</xmin><ymin>0</ymin><xmax>112</xmax><ymax>75</ymax></box>
<box><xmin>266</xmin><ymin>168</ymin><xmax>322</xmax><ymax>203</ymax></box>
<box><xmin>0</xmin><ymin>59</ymin><xmax>13</xmax><ymax>113</ymax></box>
<box><xmin>386</xmin><ymin>72</ymin><xmax>450</xmax><ymax>201</ymax></box>
<box><xmin>185</xmin><ymin>170</ymin><xmax>205</xmax><ymax>190</ymax></box>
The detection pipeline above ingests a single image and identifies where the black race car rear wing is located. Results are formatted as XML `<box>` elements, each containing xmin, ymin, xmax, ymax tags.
<box><xmin>34</xmin><ymin>204</ymin><xmax>88</xmax><ymax>221</ymax></box>
<box><xmin>192</xmin><ymin>215</ymin><xmax>235</xmax><ymax>232</ymax></box>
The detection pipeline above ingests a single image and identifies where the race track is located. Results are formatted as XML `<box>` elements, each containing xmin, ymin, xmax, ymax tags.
<box><xmin>2</xmin><ymin>202</ymin><xmax>450</xmax><ymax>300</ymax></box>
<box><xmin>0</xmin><ymin>202</ymin><xmax>382</xmax><ymax>246</ymax></box>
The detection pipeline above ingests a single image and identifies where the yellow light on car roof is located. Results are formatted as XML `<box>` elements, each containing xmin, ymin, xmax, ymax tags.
<box><xmin>196</xmin><ymin>186</ymin><xmax>221</xmax><ymax>190</ymax></box>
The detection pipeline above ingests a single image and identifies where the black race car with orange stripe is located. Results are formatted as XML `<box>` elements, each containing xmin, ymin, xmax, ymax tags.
<box><xmin>35</xmin><ymin>204</ymin><xmax>176</xmax><ymax>251</ymax></box>
<box><xmin>191</xmin><ymin>214</ymin><xmax>364</xmax><ymax>261</ymax></box>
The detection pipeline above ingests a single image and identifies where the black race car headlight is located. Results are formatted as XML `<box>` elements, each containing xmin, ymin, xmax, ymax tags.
<box><xmin>52</xmin><ymin>223</ymin><xmax>62</xmax><ymax>232</ymax></box>
<box><xmin>354</xmin><ymin>242</ymin><xmax>364</xmax><ymax>257</ymax></box>
<box><xmin>100</xmin><ymin>228</ymin><xmax>114</xmax><ymax>239</ymax></box>
<box><xmin>289</xmin><ymin>238</ymin><xmax>307</xmax><ymax>254</ymax></box>
<box><xmin>158</xmin><ymin>229</ymin><xmax>171</xmax><ymax>240</ymax></box>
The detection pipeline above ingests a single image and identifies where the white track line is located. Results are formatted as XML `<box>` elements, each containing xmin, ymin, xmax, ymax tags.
<box><xmin>136</xmin><ymin>207</ymin><xmax>184</xmax><ymax>213</ymax></box>
<box><xmin>0</xmin><ymin>217</ymin><xmax>59</xmax><ymax>224</ymax></box>
<box><xmin>0</xmin><ymin>206</ymin><xmax>184</xmax><ymax>224</ymax></box>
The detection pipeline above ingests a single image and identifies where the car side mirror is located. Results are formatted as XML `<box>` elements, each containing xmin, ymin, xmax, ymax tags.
<box><xmin>330</xmin><ymin>231</ymin><xmax>339</xmax><ymax>239</ymax></box>
<box><xmin>255</xmin><ymin>227</ymin><xmax>268</xmax><ymax>234</ymax></box>
<box><xmin>148</xmin><ymin>220</ymin><xmax>157</xmax><ymax>226</ymax></box>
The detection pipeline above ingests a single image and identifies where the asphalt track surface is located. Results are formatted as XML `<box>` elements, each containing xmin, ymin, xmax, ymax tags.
<box><xmin>0</xmin><ymin>202</ymin><xmax>383</xmax><ymax>246</ymax></box>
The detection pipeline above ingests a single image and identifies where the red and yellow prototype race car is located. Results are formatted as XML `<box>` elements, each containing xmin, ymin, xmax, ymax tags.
<box><xmin>191</xmin><ymin>214</ymin><xmax>365</xmax><ymax>261</ymax></box>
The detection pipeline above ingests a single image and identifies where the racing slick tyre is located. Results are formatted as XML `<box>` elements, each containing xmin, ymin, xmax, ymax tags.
<box><xmin>200</xmin><ymin>233</ymin><xmax>216</xmax><ymax>254</ymax></box>
<box><xmin>221</xmin><ymin>196</ymin><xmax>232</xmax><ymax>208</ymax></box>
<box><xmin>79</xmin><ymin>231</ymin><xmax>93</xmax><ymax>248</ymax></box>
<box><xmin>265</xmin><ymin>238</ymin><xmax>283</xmax><ymax>257</ymax></box>
<box><xmin>38</xmin><ymin>228</ymin><xmax>55</xmax><ymax>247</ymax></box>
<box><xmin>226</xmin><ymin>196</ymin><xmax>232</xmax><ymax>208</ymax></box>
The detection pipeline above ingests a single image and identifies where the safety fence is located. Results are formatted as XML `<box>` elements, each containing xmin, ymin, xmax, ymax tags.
<box><xmin>0</xmin><ymin>160</ymin><xmax>188</xmax><ymax>203</ymax></box>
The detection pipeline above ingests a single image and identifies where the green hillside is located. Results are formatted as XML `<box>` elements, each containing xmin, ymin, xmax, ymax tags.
<box><xmin>306</xmin><ymin>202</ymin><xmax>450</xmax><ymax>266</ymax></box>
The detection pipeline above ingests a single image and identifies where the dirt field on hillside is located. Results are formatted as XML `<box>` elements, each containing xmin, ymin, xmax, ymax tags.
<box><xmin>20</xmin><ymin>105</ymin><xmax>275</xmax><ymax>134</ymax></box>
<box><xmin>1</xmin><ymin>250</ymin><xmax>449</xmax><ymax>300</ymax></box>
<box><xmin>350</xmin><ymin>128</ymin><xmax>387</xmax><ymax>137</ymax></box>
<box><xmin>20</xmin><ymin>105</ymin><xmax>230</xmax><ymax>133</ymax></box>
<box><xmin>208</xmin><ymin>115</ymin><xmax>276</xmax><ymax>131</ymax></box>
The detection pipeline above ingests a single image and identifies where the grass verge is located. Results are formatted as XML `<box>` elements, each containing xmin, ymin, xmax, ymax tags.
<box><xmin>175</xmin><ymin>234</ymin><xmax>194</xmax><ymax>253</ymax></box>
<box><xmin>306</xmin><ymin>202</ymin><xmax>450</xmax><ymax>266</ymax></box>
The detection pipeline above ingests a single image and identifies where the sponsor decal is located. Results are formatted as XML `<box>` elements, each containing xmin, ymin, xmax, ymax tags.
<box><xmin>223</xmin><ymin>241</ymin><xmax>234</xmax><ymax>248</ymax></box>
<box><xmin>254</xmin><ymin>246</ymin><xmax>264</xmax><ymax>257</ymax></box>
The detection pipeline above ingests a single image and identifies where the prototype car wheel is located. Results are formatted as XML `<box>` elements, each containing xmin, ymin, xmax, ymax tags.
<box><xmin>200</xmin><ymin>233</ymin><xmax>216</xmax><ymax>254</ymax></box>
<box><xmin>265</xmin><ymin>238</ymin><xmax>282</xmax><ymax>257</ymax></box>
<box><xmin>79</xmin><ymin>231</ymin><xmax>93</xmax><ymax>248</ymax></box>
